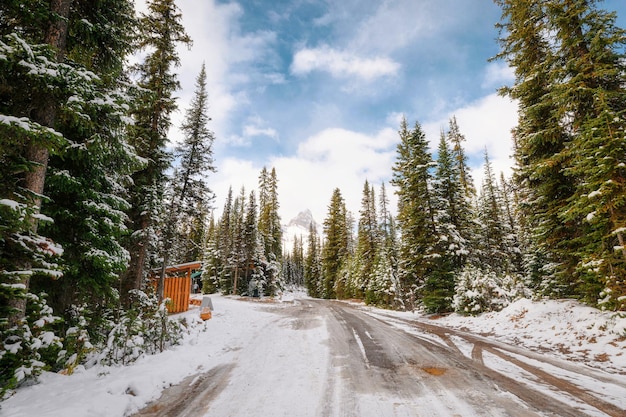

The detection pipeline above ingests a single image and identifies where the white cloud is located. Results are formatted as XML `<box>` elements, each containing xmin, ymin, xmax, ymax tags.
<box><xmin>243</xmin><ymin>126</ymin><xmax>278</xmax><ymax>139</ymax></box>
<box><xmin>423</xmin><ymin>92</ymin><xmax>519</xmax><ymax>189</ymax></box>
<box><xmin>291</xmin><ymin>45</ymin><xmax>400</xmax><ymax>81</ymax></box>
<box><xmin>273</xmin><ymin>127</ymin><xmax>399</xmax><ymax>226</ymax></box>
<box><xmin>349</xmin><ymin>0</ymin><xmax>439</xmax><ymax>53</ymax></box>
<box><xmin>212</xmin><ymin>126</ymin><xmax>400</xmax><ymax>227</ymax></box>
<box><xmin>482</xmin><ymin>62</ymin><xmax>515</xmax><ymax>90</ymax></box>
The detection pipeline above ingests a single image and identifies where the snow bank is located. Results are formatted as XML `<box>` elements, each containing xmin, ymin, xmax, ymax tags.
<box><xmin>437</xmin><ymin>298</ymin><xmax>626</xmax><ymax>373</ymax></box>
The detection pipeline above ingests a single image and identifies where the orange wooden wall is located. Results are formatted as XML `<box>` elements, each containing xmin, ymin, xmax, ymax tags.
<box><xmin>163</xmin><ymin>276</ymin><xmax>191</xmax><ymax>313</ymax></box>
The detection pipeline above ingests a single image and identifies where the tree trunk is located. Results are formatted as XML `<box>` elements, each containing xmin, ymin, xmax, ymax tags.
<box><xmin>8</xmin><ymin>0</ymin><xmax>72</xmax><ymax>327</ymax></box>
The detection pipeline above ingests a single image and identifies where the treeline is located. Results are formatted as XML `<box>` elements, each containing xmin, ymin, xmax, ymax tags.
<box><xmin>201</xmin><ymin>167</ymin><xmax>283</xmax><ymax>297</ymax></box>
<box><xmin>1</xmin><ymin>0</ymin><xmax>215</xmax><ymax>395</ymax></box>
<box><xmin>292</xmin><ymin>117</ymin><xmax>527</xmax><ymax>313</ymax></box>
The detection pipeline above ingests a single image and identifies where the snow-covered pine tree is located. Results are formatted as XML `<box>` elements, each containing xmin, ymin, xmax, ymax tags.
<box><xmin>423</xmin><ymin>131</ymin><xmax>466</xmax><ymax>313</ymax></box>
<box><xmin>365</xmin><ymin>182</ymin><xmax>400</xmax><ymax>308</ymax></box>
<box><xmin>34</xmin><ymin>0</ymin><xmax>140</xmax><ymax>327</ymax></box>
<box><xmin>123</xmin><ymin>0</ymin><xmax>192</xmax><ymax>303</ymax></box>
<box><xmin>391</xmin><ymin>117</ymin><xmax>437</xmax><ymax>310</ymax></box>
<box><xmin>447</xmin><ymin>116</ymin><xmax>476</xmax><ymax>198</ymax></box>
<box><xmin>283</xmin><ymin>236</ymin><xmax>305</xmax><ymax>288</ymax></box>
<box><xmin>322</xmin><ymin>188</ymin><xmax>349</xmax><ymax>299</ymax></box>
<box><xmin>216</xmin><ymin>187</ymin><xmax>234</xmax><ymax>293</ymax></box>
<box><xmin>304</xmin><ymin>222</ymin><xmax>322</xmax><ymax>298</ymax></box>
<box><xmin>258</xmin><ymin>167</ymin><xmax>282</xmax><ymax>263</ymax></box>
<box><xmin>547</xmin><ymin>0</ymin><xmax>626</xmax><ymax>309</ymax></box>
<box><xmin>495</xmin><ymin>0</ymin><xmax>573</xmax><ymax>297</ymax></box>
<box><xmin>351</xmin><ymin>180</ymin><xmax>378</xmax><ymax>299</ymax></box>
<box><xmin>229</xmin><ymin>187</ymin><xmax>247</xmax><ymax>294</ymax></box>
<box><xmin>475</xmin><ymin>150</ymin><xmax>509</xmax><ymax>275</ymax></box>
<box><xmin>257</xmin><ymin>167</ymin><xmax>282</xmax><ymax>295</ymax></box>
<box><xmin>495</xmin><ymin>0</ymin><xmax>626</xmax><ymax>309</ymax></box>
<box><xmin>201</xmin><ymin>213</ymin><xmax>220</xmax><ymax>293</ymax></box>
<box><xmin>156</xmin><ymin>63</ymin><xmax>216</xmax><ymax>299</ymax></box>
<box><xmin>499</xmin><ymin>173</ymin><xmax>524</xmax><ymax>275</ymax></box>
<box><xmin>242</xmin><ymin>190</ymin><xmax>264</xmax><ymax>295</ymax></box>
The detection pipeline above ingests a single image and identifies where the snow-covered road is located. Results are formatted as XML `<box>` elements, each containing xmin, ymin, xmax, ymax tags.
<box><xmin>133</xmin><ymin>298</ymin><xmax>625</xmax><ymax>417</ymax></box>
<box><xmin>3</xmin><ymin>295</ymin><xmax>625</xmax><ymax>417</ymax></box>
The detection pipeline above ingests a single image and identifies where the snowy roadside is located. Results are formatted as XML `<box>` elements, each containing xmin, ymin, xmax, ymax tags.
<box><xmin>361</xmin><ymin>298</ymin><xmax>626</xmax><ymax>375</ymax></box>
<box><xmin>0</xmin><ymin>295</ymin><xmax>288</xmax><ymax>417</ymax></box>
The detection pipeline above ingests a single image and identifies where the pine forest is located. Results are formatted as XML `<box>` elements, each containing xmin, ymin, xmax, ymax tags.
<box><xmin>1</xmin><ymin>0</ymin><xmax>625</xmax><ymax>398</ymax></box>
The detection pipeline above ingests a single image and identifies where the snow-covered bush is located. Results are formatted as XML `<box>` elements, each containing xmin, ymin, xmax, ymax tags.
<box><xmin>99</xmin><ymin>290</ymin><xmax>184</xmax><ymax>366</ymax></box>
<box><xmin>0</xmin><ymin>292</ymin><xmax>62</xmax><ymax>399</ymax></box>
<box><xmin>56</xmin><ymin>304</ymin><xmax>94</xmax><ymax>375</ymax></box>
<box><xmin>453</xmin><ymin>266</ymin><xmax>529</xmax><ymax>315</ymax></box>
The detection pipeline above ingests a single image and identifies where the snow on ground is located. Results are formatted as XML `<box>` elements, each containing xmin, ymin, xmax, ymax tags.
<box><xmin>1</xmin><ymin>294</ymin><xmax>625</xmax><ymax>416</ymax></box>
<box><xmin>434</xmin><ymin>298</ymin><xmax>626</xmax><ymax>374</ymax></box>
<box><xmin>360</xmin><ymin>297</ymin><xmax>626</xmax><ymax>374</ymax></box>
<box><xmin>1</xmin><ymin>295</ymin><xmax>299</xmax><ymax>417</ymax></box>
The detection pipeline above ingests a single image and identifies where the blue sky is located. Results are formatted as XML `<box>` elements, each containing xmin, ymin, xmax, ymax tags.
<box><xmin>145</xmin><ymin>0</ymin><xmax>626</xmax><ymax>226</ymax></box>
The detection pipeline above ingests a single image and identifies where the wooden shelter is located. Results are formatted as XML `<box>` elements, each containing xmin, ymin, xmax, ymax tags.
<box><xmin>152</xmin><ymin>261</ymin><xmax>202</xmax><ymax>313</ymax></box>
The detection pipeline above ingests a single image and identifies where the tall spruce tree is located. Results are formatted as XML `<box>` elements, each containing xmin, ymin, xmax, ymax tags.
<box><xmin>549</xmin><ymin>0</ymin><xmax>626</xmax><ymax>308</ymax></box>
<box><xmin>495</xmin><ymin>0</ymin><xmax>626</xmax><ymax>308</ymax></box>
<box><xmin>447</xmin><ymin>116</ymin><xmax>476</xmax><ymax>198</ymax></box>
<box><xmin>258</xmin><ymin>167</ymin><xmax>282</xmax><ymax>263</ymax></box>
<box><xmin>351</xmin><ymin>180</ymin><xmax>378</xmax><ymax>299</ymax></box>
<box><xmin>365</xmin><ymin>182</ymin><xmax>399</xmax><ymax>308</ymax></box>
<box><xmin>424</xmin><ymin>131</ymin><xmax>467</xmax><ymax>312</ymax></box>
<box><xmin>123</xmin><ymin>0</ymin><xmax>192</xmax><ymax>302</ymax></box>
<box><xmin>304</xmin><ymin>222</ymin><xmax>322</xmax><ymax>298</ymax></box>
<box><xmin>157</xmin><ymin>63</ymin><xmax>216</xmax><ymax>300</ymax></box>
<box><xmin>391</xmin><ymin>117</ymin><xmax>437</xmax><ymax>309</ymax></box>
<box><xmin>494</xmin><ymin>0</ymin><xmax>573</xmax><ymax>295</ymax></box>
<box><xmin>322</xmin><ymin>188</ymin><xmax>349</xmax><ymax>299</ymax></box>
<box><xmin>476</xmin><ymin>150</ymin><xmax>509</xmax><ymax>274</ymax></box>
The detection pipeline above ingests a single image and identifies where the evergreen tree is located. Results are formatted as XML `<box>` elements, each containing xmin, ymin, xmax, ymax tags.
<box><xmin>548</xmin><ymin>0</ymin><xmax>626</xmax><ymax>309</ymax></box>
<box><xmin>242</xmin><ymin>190</ymin><xmax>262</xmax><ymax>295</ymax></box>
<box><xmin>156</xmin><ymin>63</ymin><xmax>216</xmax><ymax>300</ymax></box>
<box><xmin>476</xmin><ymin>151</ymin><xmax>509</xmax><ymax>274</ymax></box>
<box><xmin>424</xmin><ymin>131</ymin><xmax>465</xmax><ymax>312</ymax></box>
<box><xmin>365</xmin><ymin>183</ymin><xmax>399</xmax><ymax>308</ymax></box>
<box><xmin>35</xmin><ymin>0</ymin><xmax>139</xmax><ymax>318</ymax></box>
<box><xmin>351</xmin><ymin>181</ymin><xmax>378</xmax><ymax>299</ymax></box>
<box><xmin>123</xmin><ymin>0</ymin><xmax>192</xmax><ymax>302</ymax></box>
<box><xmin>171</xmin><ymin>63</ymin><xmax>216</xmax><ymax>218</ymax></box>
<box><xmin>283</xmin><ymin>236</ymin><xmax>305</xmax><ymax>287</ymax></box>
<box><xmin>216</xmin><ymin>187</ymin><xmax>234</xmax><ymax>293</ymax></box>
<box><xmin>447</xmin><ymin>116</ymin><xmax>475</xmax><ymax>198</ymax></box>
<box><xmin>499</xmin><ymin>173</ymin><xmax>524</xmax><ymax>275</ymax></box>
<box><xmin>391</xmin><ymin>117</ymin><xmax>437</xmax><ymax>309</ymax></box>
<box><xmin>322</xmin><ymin>188</ymin><xmax>349</xmax><ymax>299</ymax></box>
<box><xmin>304</xmin><ymin>222</ymin><xmax>322</xmax><ymax>298</ymax></box>
<box><xmin>258</xmin><ymin>167</ymin><xmax>282</xmax><ymax>263</ymax></box>
<box><xmin>201</xmin><ymin>213</ymin><xmax>220</xmax><ymax>294</ymax></box>
<box><xmin>495</xmin><ymin>0</ymin><xmax>626</xmax><ymax>308</ymax></box>
<box><xmin>495</xmin><ymin>0</ymin><xmax>573</xmax><ymax>296</ymax></box>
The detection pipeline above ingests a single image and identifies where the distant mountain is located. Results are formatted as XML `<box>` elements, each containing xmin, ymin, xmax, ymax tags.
<box><xmin>282</xmin><ymin>209</ymin><xmax>321</xmax><ymax>253</ymax></box>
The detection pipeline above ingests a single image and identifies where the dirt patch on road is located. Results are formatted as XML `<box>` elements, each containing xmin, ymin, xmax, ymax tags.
<box><xmin>130</xmin><ymin>364</ymin><xmax>235</xmax><ymax>417</ymax></box>
<box><xmin>421</xmin><ymin>367</ymin><xmax>447</xmax><ymax>376</ymax></box>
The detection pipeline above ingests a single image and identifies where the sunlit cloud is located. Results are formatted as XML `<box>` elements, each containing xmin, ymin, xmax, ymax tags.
<box><xmin>291</xmin><ymin>45</ymin><xmax>400</xmax><ymax>81</ymax></box>
<box><xmin>482</xmin><ymin>62</ymin><xmax>515</xmax><ymax>90</ymax></box>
